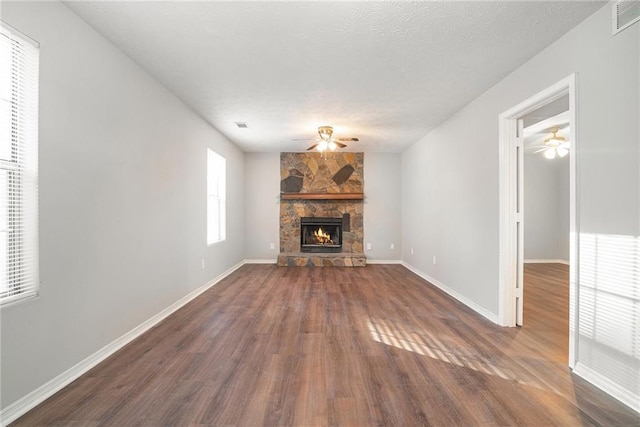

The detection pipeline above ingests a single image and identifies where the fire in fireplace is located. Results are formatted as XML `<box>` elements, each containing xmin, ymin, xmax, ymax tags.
<box><xmin>300</xmin><ymin>217</ymin><xmax>343</xmax><ymax>253</ymax></box>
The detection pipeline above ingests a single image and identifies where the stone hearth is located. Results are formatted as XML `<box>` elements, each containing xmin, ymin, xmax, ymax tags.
<box><xmin>277</xmin><ymin>252</ymin><xmax>367</xmax><ymax>267</ymax></box>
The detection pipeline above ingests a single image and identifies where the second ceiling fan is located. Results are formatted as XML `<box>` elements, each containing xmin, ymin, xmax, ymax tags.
<box><xmin>532</xmin><ymin>127</ymin><xmax>570</xmax><ymax>159</ymax></box>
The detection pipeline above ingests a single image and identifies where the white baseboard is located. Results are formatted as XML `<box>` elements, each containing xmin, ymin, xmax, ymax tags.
<box><xmin>573</xmin><ymin>362</ymin><xmax>640</xmax><ymax>414</ymax></box>
<box><xmin>0</xmin><ymin>261</ymin><xmax>246</xmax><ymax>426</ymax></box>
<box><xmin>244</xmin><ymin>259</ymin><xmax>277</xmax><ymax>264</ymax></box>
<box><xmin>401</xmin><ymin>262</ymin><xmax>500</xmax><ymax>325</ymax></box>
<box><xmin>366</xmin><ymin>259</ymin><xmax>402</xmax><ymax>265</ymax></box>
<box><xmin>524</xmin><ymin>259</ymin><xmax>569</xmax><ymax>265</ymax></box>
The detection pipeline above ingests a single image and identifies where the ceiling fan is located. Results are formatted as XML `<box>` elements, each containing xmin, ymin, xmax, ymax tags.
<box><xmin>533</xmin><ymin>127</ymin><xmax>570</xmax><ymax>159</ymax></box>
<box><xmin>295</xmin><ymin>126</ymin><xmax>359</xmax><ymax>152</ymax></box>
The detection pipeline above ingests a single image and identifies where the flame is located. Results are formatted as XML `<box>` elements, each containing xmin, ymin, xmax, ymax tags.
<box><xmin>313</xmin><ymin>227</ymin><xmax>333</xmax><ymax>244</ymax></box>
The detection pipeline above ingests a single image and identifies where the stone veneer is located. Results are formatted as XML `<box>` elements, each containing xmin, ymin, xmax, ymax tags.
<box><xmin>278</xmin><ymin>252</ymin><xmax>367</xmax><ymax>267</ymax></box>
<box><xmin>278</xmin><ymin>152</ymin><xmax>365</xmax><ymax>267</ymax></box>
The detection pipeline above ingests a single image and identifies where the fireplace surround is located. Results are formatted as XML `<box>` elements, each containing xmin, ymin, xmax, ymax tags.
<box><xmin>278</xmin><ymin>152</ymin><xmax>366</xmax><ymax>267</ymax></box>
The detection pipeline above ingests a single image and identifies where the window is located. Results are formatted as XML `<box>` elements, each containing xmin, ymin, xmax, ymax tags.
<box><xmin>207</xmin><ymin>149</ymin><xmax>226</xmax><ymax>244</ymax></box>
<box><xmin>0</xmin><ymin>22</ymin><xmax>39</xmax><ymax>307</ymax></box>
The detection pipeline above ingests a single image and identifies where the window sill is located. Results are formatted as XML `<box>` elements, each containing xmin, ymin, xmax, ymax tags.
<box><xmin>207</xmin><ymin>238</ymin><xmax>226</xmax><ymax>247</ymax></box>
<box><xmin>1</xmin><ymin>290</ymin><xmax>39</xmax><ymax>309</ymax></box>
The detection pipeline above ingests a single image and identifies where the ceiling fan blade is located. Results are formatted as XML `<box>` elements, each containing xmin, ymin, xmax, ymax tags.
<box><xmin>334</xmin><ymin>141</ymin><xmax>347</xmax><ymax>148</ymax></box>
<box><xmin>533</xmin><ymin>147</ymin><xmax>548</xmax><ymax>153</ymax></box>
<box><xmin>292</xmin><ymin>138</ymin><xmax>316</xmax><ymax>141</ymax></box>
<box><xmin>306</xmin><ymin>143</ymin><xmax>319</xmax><ymax>151</ymax></box>
<box><xmin>336</xmin><ymin>137</ymin><xmax>359</xmax><ymax>142</ymax></box>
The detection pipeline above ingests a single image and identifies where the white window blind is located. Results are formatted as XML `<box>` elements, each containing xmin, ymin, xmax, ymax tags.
<box><xmin>207</xmin><ymin>149</ymin><xmax>226</xmax><ymax>245</ymax></box>
<box><xmin>0</xmin><ymin>22</ymin><xmax>39</xmax><ymax>307</ymax></box>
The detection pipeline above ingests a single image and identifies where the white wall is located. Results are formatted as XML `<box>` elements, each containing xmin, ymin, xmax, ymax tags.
<box><xmin>402</xmin><ymin>121</ymin><xmax>499</xmax><ymax>313</ymax></box>
<box><xmin>402</xmin><ymin>4</ymin><xmax>639</xmax><ymax>406</ymax></box>
<box><xmin>524</xmin><ymin>153</ymin><xmax>569</xmax><ymax>261</ymax></box>
<box><xmin>243</xmin><ymin>152</ymin><xmax>402</xmax><ymax>262</ymax></box>
<box><xmin>0</xmin><ymin>1</ymin><xmax>245</xmax><ymax>410</ymax></box>
<box><xmin>363</xmin><ymin>153</ymin><xmax>402</xmax><ymax>261</ymax></box>
<box><xmin>244</xmin><ymin>152</ymin><xmax>280</xmax><ymax>260</ymax></box>
<box><xmin>557</xmin><ymin>152</ymin><xmax>570</xmax><ymax>260</ymax></box>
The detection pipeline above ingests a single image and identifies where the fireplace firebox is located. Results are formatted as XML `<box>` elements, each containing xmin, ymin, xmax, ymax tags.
<box><xmin>300</xmin><ymin>217</ymin><xmax>342</xmax><ymax>253</ymax></box>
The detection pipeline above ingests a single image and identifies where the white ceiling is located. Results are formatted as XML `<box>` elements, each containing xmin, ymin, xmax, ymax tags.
<box><xmin>64</xmin><ymin>1</ymin><xmax>604</xmax><ymax>153</ymax></box>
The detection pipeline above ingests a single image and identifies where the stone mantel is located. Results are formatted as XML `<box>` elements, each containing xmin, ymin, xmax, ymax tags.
<box><xmin>280</xmin><ymin>192</ymin><xmax>364</xmax><ymax>200</ymax></box>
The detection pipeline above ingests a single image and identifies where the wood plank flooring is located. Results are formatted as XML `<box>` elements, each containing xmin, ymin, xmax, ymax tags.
<box><xmin>11</xmin><ymin>264</ymin><xmax>640</xmax><ymax>426</ymax></box>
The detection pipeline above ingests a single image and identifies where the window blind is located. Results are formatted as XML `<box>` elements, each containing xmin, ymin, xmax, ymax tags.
<box><xmin>0</xmin><ymin>22</ymin><xmax>39</xmax><ymax>307</ymax></box>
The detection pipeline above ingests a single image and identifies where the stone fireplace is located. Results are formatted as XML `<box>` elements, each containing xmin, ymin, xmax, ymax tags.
<box><xmin>278</xmin><ymin>152</ymin><xmax>366</xmax><ymax>267</ymax></box>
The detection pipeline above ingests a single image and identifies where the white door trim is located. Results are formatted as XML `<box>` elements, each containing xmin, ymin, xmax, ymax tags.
<box><xmin>516</xmin><ymin>118</ymin><xmax>525</xmax><ymax>326</ymax></box>
<box><xmin>498</xmin><ymin>74</ymin><xmax>578</xmax><ymax>368</ymax></box>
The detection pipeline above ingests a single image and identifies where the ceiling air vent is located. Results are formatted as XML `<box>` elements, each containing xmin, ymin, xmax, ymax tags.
<box><xmin>234</xmin><ymin>122</ymin><xmax>248</xmax><ymax>128</ymax></box>
<box><xmin>613</xmin><ymin>0</ymin><xmax>640</xmax><ymax>35</ymax></box>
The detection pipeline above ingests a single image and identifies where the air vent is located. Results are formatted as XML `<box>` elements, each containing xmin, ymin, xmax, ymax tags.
<box><xmin>234</xmin><ymin>122</ymin><xmax>248</xmax><ymax>128</ymax></box>
<box><xmin>613</xmin><ymin>1</ymin><xmax>640</xmax><ymax>35</ymax></box>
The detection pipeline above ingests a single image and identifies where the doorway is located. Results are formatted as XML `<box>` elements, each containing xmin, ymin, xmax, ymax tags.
<box><xmin>522</xmin><ymin>104</ymin><xmax>570</xmax><ymax>269</ymax></box>
<box><xmin>498</xmin><ymin>75</ymin><xmax>578</xmax><ymax>368</ymax></box>
<box><xmin>522</xmin><ymin>102</ymin><xmax>571</xmax><ymax>362</ymax></box>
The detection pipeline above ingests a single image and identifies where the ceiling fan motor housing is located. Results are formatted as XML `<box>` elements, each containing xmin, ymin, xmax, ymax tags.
<box><xmin>318</xmin><ymin>126</ymin><xmax>333</xmax><ymax>140</ymax></box>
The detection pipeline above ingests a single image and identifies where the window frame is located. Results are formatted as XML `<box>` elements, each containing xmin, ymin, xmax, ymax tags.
<box><xmin>207</xmin><ymin>149</ymin><xmax>226</xmax><ymax>245</ymax></box>
<box><xmin>0</xmin><ymin>21</ymin><xmax>40</xmax><ymax>308</ymax></box>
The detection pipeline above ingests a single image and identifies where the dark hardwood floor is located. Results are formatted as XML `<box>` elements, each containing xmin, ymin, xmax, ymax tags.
<box><xmin>11</xmin><ymin>263</ymin><xmax>640</xmax><ymax>426</ymax></box>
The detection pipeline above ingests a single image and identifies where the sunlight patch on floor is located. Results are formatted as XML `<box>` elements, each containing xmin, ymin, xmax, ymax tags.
<box><xmin>367</xmin><ymin>317</ymin><xmax>553</xmax><ymax>392</ymax></box>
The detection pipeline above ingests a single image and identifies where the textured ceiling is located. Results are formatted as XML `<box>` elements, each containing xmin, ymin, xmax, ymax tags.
<box><xmin>64</xmin><ymin>1</ymin><xmax>604</xmax><ymax>153</ymax></box>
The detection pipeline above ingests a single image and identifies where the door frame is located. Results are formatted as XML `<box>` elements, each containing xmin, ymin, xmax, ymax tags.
<box><xmin>498</xmin><ymin>74</ymin><xmax>578</xmax><ymax>368</ymax></box>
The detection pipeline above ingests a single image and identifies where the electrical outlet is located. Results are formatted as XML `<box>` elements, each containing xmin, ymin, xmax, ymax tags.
<box><xmin>411</xmin><ymin>248</ymin><xmax>414</xmax><ymax>255</ymax></box>
<box><xmin>433</xmin><ymin>256</ymin><xmax>437</xmax><ymax>264</ymax></box>
<box><xmin>201</xmin><ymin>259</ymin><xmax>205</xmax><ymax>270</ymax></box>
<box><xmin>270</xmin><ymin>242</ymin><xmax>275</xmax><ymax>250</ymax></box>
<box><xmin>366</xmin><ymin>243</ymin><xmax>372</xmax><ymax>251</ymax></box>
<box><xmin>390</xmin><ymin>243</ymin><xmax>395</xmax><ymax>250</ymax></box>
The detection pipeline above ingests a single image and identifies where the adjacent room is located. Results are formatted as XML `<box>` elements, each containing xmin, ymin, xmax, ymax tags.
<box><xmin>1</xmin><ymin>1</ymin><xmax>639</xmax><ymax>425</ymax></box>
